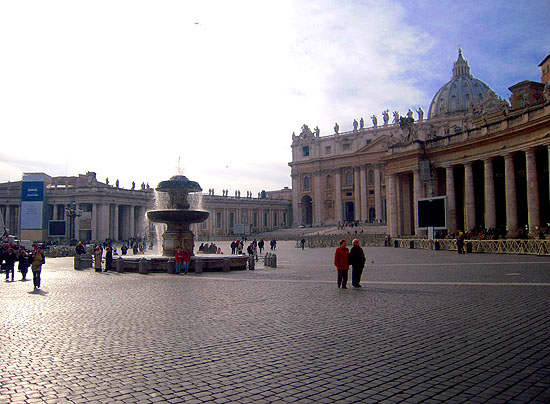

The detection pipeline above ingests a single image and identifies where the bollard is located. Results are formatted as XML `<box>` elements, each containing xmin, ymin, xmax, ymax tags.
<box><xmin>263</xmin><ymin>253</ymin><xmax>269</xmax><ymax>266</ymax></box>
<box><xmin>138</xmin><ymin>258</ymin><xmax>149</xmax><ymax>274</ymax></box>
<box><xmin>409</xmin><ymin>240</ymin><xmax>414</xmax><ymax>249</ymax></box>
<box><xmin>271</xmin><ymin>254</ymin><xmax>277</xmax><ymax>268</ymax></box>
<box><xmin>393</xmin><ymin>240</ymin><xmax>399</xmax><ymax>248</ymax></box>
<box><xmin>74</xmin><ymin>255</ymin><xmax>80</xmax><ymax>270</ymax></box>
<box><xmin>248</xmin><ymin>256</ymin><xmax>255</xmax><ymax>270</ymax></box>
<box><xmin>195</xmin><ymin>260</ymin><xmax>203</xmax><ymax>274</ymax></box>
<box><xmin>167</xmin><ymin>260</ymin><xmax>176</xmax><ymax>274</ymax></box>
<box><xmin>223</xmin><ymin>258</ymin><xmax>231</xmax><ymax>272</ymax></box>
<box><xmin>115</xmin><ymin>258</ymin><xmax>124</xmax><ymax>273</ymax></box>
<box><xmin>434</xmin><ymin>241</ymin><xmax>440</xmax><ymax>251</ymax></box>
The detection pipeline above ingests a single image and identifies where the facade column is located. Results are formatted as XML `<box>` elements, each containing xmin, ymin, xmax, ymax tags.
<box><xmin>464</xmin><ymin>162</ymin><xmax>476</xmax><ymax>231</ymax></box>
<box><xmin>5</xmin><ymin>205</ymin><xmax>11</xmax><ymax>232</ymax></box>
<box><xmin>91</xmin><ymin>203</ymin><xmax>97</xmax><ymax>241</ymax></box>
<box><xmin>129</xmin><ymin>205</ymin><xmax>135</xmax><ymax>239</ymax></box>
<box><xmin>413</xmin><ymin>169</ymin><xmax>424</xmax><ymax>235</ymax></box>
<box><xmin>354</xmin><ymin>167</ymin><xmax>361</xmax><ymax>221</ymax></box>
<box><xmin>484</xmin><ymin>158</ymin><xmax>496</xmax><ymax>229</ymax></box>
<box><xmin>374</xmin><ymin>165</ymin><xmax>383</xmax><ymax>222</ymax></box>
<box><xmin>53</xmin><ymin>205</ymin><xmax>58</xmax><ymax>220</ymax></box>
<box><xmin>113</xmin><ymin>204</ymin><xmax>119</xmax><ymax>241</ymax></box>
<box><xmin>445</xmin><ymin>165</ymin><xmax>457</xmax><ymax>233</ymax></box>
<box><xmin>291</xmin><ymin>174</ymin><xmax>300</xmax><ymax>227</ymax></box>
<box><xmin>313</xmin><ymin>172</ymin><xmax>322</xmax><ymax>226</ymax></box>
<box><xmin>504</xmin><ymin>154</ymin><xmax>518</xmax><ymax>235</ymax></box>
<box><xmin>334</xmin><ymin>169</ymin><xmax>343</xmax><ymax>224</ymax></box>
<box><xmin>526</xmin><ymin>148</ymin><xmax>540</xmax><ymax>234</ymax></box>
<box><xmin>359</xmin><ymin>165</ymin><xmax>368</xmax><ymax>222</ymax></box>
<box><xmin>74</xmin><ymin>204</ymin><xmax>80</xmax><ymax>240</ymax></box>
<box><xmin>388</xmin><ymin>174</ymin><xmax>398</xmax><ymax>236</ymax></box>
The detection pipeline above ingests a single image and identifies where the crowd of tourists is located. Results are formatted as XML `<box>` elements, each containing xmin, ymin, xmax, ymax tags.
<box><xmin>0</xmin><ymin>243</ymin><xmax>46</xmax><ymax>289</ymax></box>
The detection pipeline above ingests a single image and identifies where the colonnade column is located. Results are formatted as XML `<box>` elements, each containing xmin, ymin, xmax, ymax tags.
<box><xmin>413</xmin><ymin>169</ymin><xmax>424</xmax><ymax>235</ymax></box>
<box><xmin>388</xmin><ymin>174</ymin><xmax>398</xmax><ymax>236</ymax></box>
<box><xmin>53</xmin><ymin>205</ymin><xmax>58</xmax><ymax>220</ymax></box>
<box><xmin>484</xmin><ymin>158</ymin><xmax>496</xmax><ymax>229</ymax></box>
<box><xmin>354</xmin><ymin>167</ymin><xmax>361</xmax><ymax>221</ymax></box>
<box><xmin>313</xmin><ymin>172</ymin><xmax>322</xmax><ymax>226</ymax></box>
<box><xmin>74</xmin><ymin>204</ymin><xmax>80</xmax><ymax>240</ymax></box>
<box><xmin>504</xmin><ymin>154</ymin><xmax>518</xmax><ymax>235</ymax></box>
<box><xmin>291</xmin><ymin>174</ymin><xmax>300</xmax><ymax>227</ymax></box>
<box><xmin>129</xmin><ymin>205</ymin><xmax>135</xmax><ymax>239</ymax></box>
<box><xmin>5</xmin><ymin>206</ymin><xmax>11</xmax><ymax>233</ymax></box>
<box><xmin>359</xmin><ymin>165</ymin><xmax>367</xmax><ymax>222</ymax></box>
<box><xmin>445</xmin><ymin>165</ymin><xmax>457</xmax><ymax>234</ymax></box>
<box><xmin>334</xmin><ymin>169</ymin><xmax>343</xmax><ymax>224</ymax></box>
<box><xmin>464</xmin><ymin>162</ymin><xmax>476</xmax><ymax>231</ymax></box>
<box><xmin>113</xmin><ymin>204</ymin><xmax>119</xmax><ymax>241</ymax></box>
<box><xmin>526</xmin><ymin>148</ymin><xmax>540</xmax><ymax>234</ymax></box>
<box><xmin>91</xmin><ymin>203</ymin><xmax>97</xmax><ymax>241</ymax></box>
<box><xmin>374</xmin><ymin>165</ymin><xmax>382</xmax><ymax>222</ymax></box>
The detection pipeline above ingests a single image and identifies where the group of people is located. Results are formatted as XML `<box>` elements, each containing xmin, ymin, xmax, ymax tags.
<box><xmin>0</xmin><ymin>244</ymin><xmax>46</xmax><ymax>289</ymax></box>
<box><xmin>198</xmin><ymin>243</ymin><xmax>222</xmax><ymax>254</ymax></box>
<box><xmin>334</xmin><ymin>239</ymin><xmax>366</xmax><ymax>289</ymax></box>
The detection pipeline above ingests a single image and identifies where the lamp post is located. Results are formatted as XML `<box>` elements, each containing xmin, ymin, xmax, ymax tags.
<box><xmin>65</xmin><ymin>202</ymin><xmax>83</xmax><ymax>241</ymax></box>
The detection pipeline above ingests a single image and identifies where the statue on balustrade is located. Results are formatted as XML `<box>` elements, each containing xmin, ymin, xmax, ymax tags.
<box><xmin>392</xmin><ymin>111</ymin><xmax>400</xmax><ymax>124</ymax></box>
<box><xmin>359</xmin><ymin>117</ymin><xmax>364</xmax><ymax>130</ymax></box>
<box><xmin>353</xmin><ymin>119</ymin><xmax>358</xmax><ymax>131</ymax></box>
<box><xmin>416</xmin><ymin>107</ymin><xmax>424</xmax><ymax>121</ymax></box>
<box><xmin>371</xmin><ymin>114</ymin><xmax>378</xmax><ymax>127</ymax></box>
<box><xmin>382</xmin><ymin>110</ymin><xmax>389</xmax><ymax>126</ymax></box>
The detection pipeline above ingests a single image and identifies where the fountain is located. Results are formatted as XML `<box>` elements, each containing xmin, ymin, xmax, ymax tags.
<box><xmin>111</xmin><ymin>175</ymin><xmax>249</xmax><ymax>273</ymax></box>
<box><xmin>147</xmin><ymin>175</ymin><xmax>209</xmax><ymax>256</ymax></box>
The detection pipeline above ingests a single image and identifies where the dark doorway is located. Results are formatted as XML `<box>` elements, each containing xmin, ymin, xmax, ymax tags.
<box><xmin>345</xmin><ymin>202</ymin><xmax>355</xmax><ymax>222</ymax></box>
<box><xmin>369</xmin><ymin>207</ymin><xmax>375</xmax><ymax>223</ymax></box>
<box><xmin>301</xmin><ymin>195</ymin><xmax>313</xmax><ymax>226</ymax></box>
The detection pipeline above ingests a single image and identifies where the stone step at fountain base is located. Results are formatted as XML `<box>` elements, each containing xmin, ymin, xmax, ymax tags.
<box><xmin>112</xmin><ymin>254</ymin><xmax>249</xmax><ymax>273</ymax></box>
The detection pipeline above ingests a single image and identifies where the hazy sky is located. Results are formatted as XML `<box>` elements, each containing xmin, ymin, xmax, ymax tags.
<box><xmin>1</xmin><ymin>1</ymin><xmax>548</xmax><ymax>194</ymax></box>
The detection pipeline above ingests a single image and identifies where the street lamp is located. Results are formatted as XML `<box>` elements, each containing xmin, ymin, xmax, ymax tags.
<box><xmin>65</xmin><ymin>202</ymin><xmax>83</xmax><ymax>241</ymax></box>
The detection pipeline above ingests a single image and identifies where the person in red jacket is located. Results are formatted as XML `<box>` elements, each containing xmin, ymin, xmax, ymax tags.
<box><xmin>334</xmin><ymin>239</ymin><xmax>350</xmax><ymax>289</ymax></box>
<box><xmin>174</xmin><ymin>249</ymin><xmax>184</xmax><ymax>274</ymax></box>
<box><xmin>181</xmin><ymin>249</ymin><xmax>190</xmax><ymax>274</ymax></box>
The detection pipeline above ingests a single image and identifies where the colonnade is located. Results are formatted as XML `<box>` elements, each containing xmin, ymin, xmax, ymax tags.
<box><xmin>387</xmin><ymin>145</ymin><xmax>550</xmax><ymax>237</ymax></box>
<box><xmin>0</xmin><ymin>204</ymin><xmax>20</xmax><ymax>236</ymax></box>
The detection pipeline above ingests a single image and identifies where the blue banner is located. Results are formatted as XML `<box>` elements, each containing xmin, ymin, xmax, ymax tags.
<box><xmin>21</xmin><ymin>181</ymin><xmax>44</xmax><ymax>202</ymax></box>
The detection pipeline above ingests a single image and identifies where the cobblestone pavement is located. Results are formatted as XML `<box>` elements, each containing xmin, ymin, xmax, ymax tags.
<box><xmin>1</xmin><ymin>241</ymin><xmax>550</xmax><ymax>403</ymax></box>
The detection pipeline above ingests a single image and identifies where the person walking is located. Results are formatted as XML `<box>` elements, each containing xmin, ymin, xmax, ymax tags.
<box><xmin>258</xmin><ymin>239</ymin><xmax>264</xmax><ymax>254</ymax></box>
<box><xmin>300</xmin><ymin>238</ymin><xmax>306</xmax><ymax>250</ymax></box>
<box><xmin>334</xmin><ymin>239</ymin><xmax>350</xmax><ymax>289</ymax></box>
<box><xmin>94</xmin><ymin>246</ymin><xmax>102</xmax><ymax>272</ymax></box>
<box><xmin>349</xmin><ymin>239</ymin><xmax>366</xmax><ymax>288</ymax></box>
<box><xmin>30</xmin><ymin>247</ymin><xmax>45</xmax><ymax>289</ymax></box>
<box><xmin>105</xmin><ymin>246</ymin><xmax>113</xmax><ymax>272</ymax></box>
<box><xmin>4</xmin><ymin>247</ymin><xmax>17</xmax><ymax>282</ymax></box>
<box><xmin>18</xmin><ymin>248</ymin><xmax>30</xmax><ymax>281</ymax></box>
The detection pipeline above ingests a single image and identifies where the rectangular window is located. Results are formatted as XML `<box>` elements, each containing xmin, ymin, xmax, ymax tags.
<box><xmin>302</xmin><ymin>146</ymin><xmax>310</xmax><ymax>157</ymax></box>
<box><xmin>342</xmin><ymin>143</ymin><xmax>351</xmax><ymax>151</ymax></box>
<box><xmin>216</xmin><ymin>212</ymin><xmax>222</xmax><ymax>228</ymax></box>
<box><xmin>253</xmin><ymin>212</ymin><xmax>258</xmax><ymax>227</ymax></box>
<box><xmin>369</xmin><ymin>190</ymin><xmax>375</xmax><ymax>195</ymax></box>
<box><xmin>365</xmin><ymin>139</ymin><xmax>371</xmax><ymax>145</ymax></box>
<box><xmin>325</xmin><ymin>146</ymin><xmax>331</xmax><ymax>154</ymax></box>
<box><xmin>229</xmin><ymin>212</ymin><xmax>234</xmax><ymax>228</ymax></box>
<box><xmin>264</xmin><ymin>213</ymin><xmax>268</xmax><ymax>227</ymax></box>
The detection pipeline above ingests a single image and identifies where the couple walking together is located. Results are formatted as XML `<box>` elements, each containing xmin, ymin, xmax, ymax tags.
<box><xmin>334</xmin><ymin>239</ymin><xmax>366</xmax><ymax>289</ymax></box>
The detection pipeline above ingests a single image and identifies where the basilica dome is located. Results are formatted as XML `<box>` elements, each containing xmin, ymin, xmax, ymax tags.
<box><xmin>428</xmin><ymin>50</ymin><xmax>494</xmax><ymax>119</ymax></box>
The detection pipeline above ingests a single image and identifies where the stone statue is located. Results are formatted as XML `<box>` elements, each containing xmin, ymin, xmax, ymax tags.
<box><xmin>417</xmin><ymin>107</ymin><xmax>424</xmax><ymax>121</ymax></box>
<box><xmin>105</xmin><ymin>177</ymin><xmax>109</xmax><ymax>185</ymax></box>
<box><xmin>407</xmin><ymin>109</ymin><xmax>413</xmax><ymax>119</ymax></box>
<box><xmin>146</xmin><ymin>183</ymin><xmax>150</xmax><ymax>189</ymax></box>
<box><xmin>392</xmin><ymin>111</ymin><xmax>400</xmax><ymax>124</ymax></box>
<box><xmin>235</xmin><ymin>190</ymin><xmax>238</xmax><ymax>197</ymax></box>
<box><xmin>314</xmin><ymin>126</ymin><xmax>320</xmax><ymax>137</ymax></box>
<box><xmin>116</xmin><ymin>179</ymin><xmax>119</xmax><ymax>188</ymax></box>
<box><xmin>141</xmin><ymin>182</ymin><xmax>145</xmax><ymax>190</ymax></box>
<box><xmin>292</xmin><ymin>132</ymin><xmax>296</xmax><ymax>142</ymax></box>
<box><xmin>131</xmin><ymin>181</ymin><xmax>135</xmax><ymax>190</ymax></box>
<box><xmin>382</xmin><ymin>110</ymin><xmax>389</xmax><ymax>126</ymax></box>
<box><xmin>334</xmin><ymin>123</ymin><xmax>339</xmax><ymax>134</ymax></box>
<box><xmin>300</xmin><ymin>124</ymin><xmax>313</xmax><ymax>138</ymax></box>
<box><xmin>353</xmin><ymin>119</ymin><xmax>358</xmax><ymax>131</ymax></box>
<box><xmin>371</xmin><ymin>114</ymin><xmax>378</xmax><ymax>127</ymax></box>
<box><xmin>359</xmin><ymin>117</ymin><xmax>364</xmax><ymax>130</ymax></box>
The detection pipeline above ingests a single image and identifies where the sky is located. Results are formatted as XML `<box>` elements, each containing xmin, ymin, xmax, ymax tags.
<box><xmin>0</xmin><ymin>0</ymin><xmax>548</xmax><ymax>194</ymax></box>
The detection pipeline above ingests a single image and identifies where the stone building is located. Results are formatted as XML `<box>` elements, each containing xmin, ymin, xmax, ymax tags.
<box><xmin>290</xmin><ymin>50</ymin><xmax>550</xmax><ymax>237</ymax></box>
<box><xmin>0</xmin><ymin>172</ymin><xmax>291</xmax><ymax>242</ymax></box>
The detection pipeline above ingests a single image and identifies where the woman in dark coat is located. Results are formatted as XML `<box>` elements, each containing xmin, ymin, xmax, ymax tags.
<box><xmin>18</xmin><ymin>248</ymin><xmax>30</xmax><ymax>281</ymax></box>
<box><xmin>348</xmin><ymin>239</ymin><xmax>366</xmax><ymax>288</ymax></box>
<box><xmin>105</xmin><ymin>246</ymin><xmax>113</xmax><ymax>271</ymax></box>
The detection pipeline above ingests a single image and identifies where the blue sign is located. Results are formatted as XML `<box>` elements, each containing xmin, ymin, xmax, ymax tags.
<box><xmin>21</xmin><ymin>181</ymin><xmax>44</xmax><ymax>202</ymax></box>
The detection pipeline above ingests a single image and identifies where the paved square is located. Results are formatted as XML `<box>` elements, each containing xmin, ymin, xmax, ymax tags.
<box><xmin>1</xmin><ymin>242</ymin><xmax>550</xmax><ymax>403</ymax></box>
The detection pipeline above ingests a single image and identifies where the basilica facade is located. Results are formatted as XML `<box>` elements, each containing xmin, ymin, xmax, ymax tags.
<box><xmin>290</xmin><ymin>50</ymin><xmax>550</xmax><ymax>237</ymax></box>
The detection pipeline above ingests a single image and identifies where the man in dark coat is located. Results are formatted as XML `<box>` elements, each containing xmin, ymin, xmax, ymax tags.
<box><xmin>348</xmin><ymin>239</ymin><xmax>366</xmax><ymax>288</ymax></box>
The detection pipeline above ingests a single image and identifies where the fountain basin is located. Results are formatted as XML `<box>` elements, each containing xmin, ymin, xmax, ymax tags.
<box><xmin>147</xmin><ymin>209</ymin><xmax>209</xmax><ymax>225</ymax></box>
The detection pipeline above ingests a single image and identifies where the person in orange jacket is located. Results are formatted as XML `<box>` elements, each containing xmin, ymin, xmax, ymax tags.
<box><xmin>334</xmin><ymin>239</ymin><xmax>350</xmax><ymax>289</ymax></box>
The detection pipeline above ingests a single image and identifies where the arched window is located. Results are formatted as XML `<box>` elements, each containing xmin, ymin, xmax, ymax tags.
<box><xmin>368</xmin><ymin>170</ymin><xmax>374</xmax><ymax>185</ymax></box>
<box><xmin>345</xmin><ymin>172</ymin><xmax>353</xmax><ymax>186</ymax></box>
<box><xmin>303</xmin><ymin>176</ymin><xmax>310</xmax><ymax>191</ymax></box>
